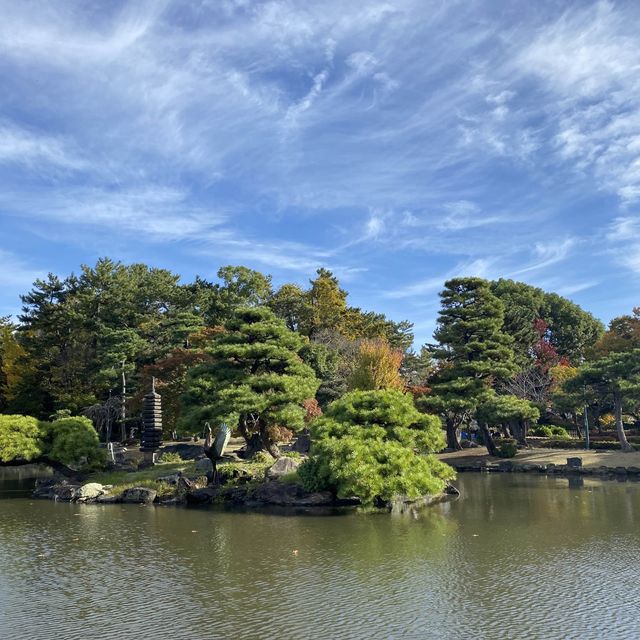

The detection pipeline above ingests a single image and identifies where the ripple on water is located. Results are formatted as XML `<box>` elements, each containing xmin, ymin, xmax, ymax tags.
<box><xmin>0</xmin><ymin>475</ymin><xmax>639</xmax><ymax>640</ymax></box>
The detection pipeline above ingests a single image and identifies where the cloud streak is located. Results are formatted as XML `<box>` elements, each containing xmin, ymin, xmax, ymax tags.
<box><xmin>0</xmin><ymin>0</ymin><xmax>638</xmax><ymax>345</ymax></box>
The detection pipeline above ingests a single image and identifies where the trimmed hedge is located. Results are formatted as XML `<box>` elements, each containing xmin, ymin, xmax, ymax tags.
<box><xmin>537</xmin><ymin>439</ymin><xmax>633</xmax><ymax>451</ymax></box>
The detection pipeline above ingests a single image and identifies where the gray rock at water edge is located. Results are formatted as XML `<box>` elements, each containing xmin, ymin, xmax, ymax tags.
<box><xmin>186</xmin><ymin>486</ymin><xmax>221</xmax><ymax>505</ymax></box>
<box><xmin>121</xmin><ymin>487</ymin><xmax>157</xmax><ymax>504</ymax></box>
<box><xmin>33</xmin><ymin>479</ymin><xmax>80</xmax><ymax>501</ymax></box>
<box><xmin>194</xmin><ymin>458</ymin><xmax>214</xmax><ymax>475</ymax></box>
<box><xmin>444</xmin><ymin>482</ymin><xmax>460</xmax><ymax>496</ymax></box>
<box><xmin>96</xmin><ymin>494</ymin><xmax>120</xmax><ymax>504</ymax></box>
<box><xmin>245</xmin><ymin>481</ymin><xmax>334</xmax><ymax>506</ymax></box>
<box><xmin>266</xmin><ymin>456</ymin><xmax>301</xmax><ymax>480</ymax></box>
<box><xmin>76</xmin><ymin>483</ymin><xmax>105</xmax><ymax>501</ymax></box>
<box><xmin>614</xmin><ymin>466</ymin><xmax>628</xmax><ymax>475</ymax></box>
<box><xmin>566</xmin><ymin>457</ymin><xmax>583</xmax><ymax>468</ymax></box>
<box><xmin>627</xmin><ymin>466</ymin><xmax>640</xmax><ymax>475</ymax></box>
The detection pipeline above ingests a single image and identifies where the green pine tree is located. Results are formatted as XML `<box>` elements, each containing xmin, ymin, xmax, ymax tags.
<box><xmin>427</xmin><ymin>277</ymin><xmax>518</xmax><ymax>453</ymax></box>
<box><xmin>181</xmin><ymin>307</ymin><xmax>320</xmax><ymax>457</ymax></box>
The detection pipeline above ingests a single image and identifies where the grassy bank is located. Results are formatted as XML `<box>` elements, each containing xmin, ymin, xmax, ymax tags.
<box><xmin>84</xmin><ymin>455</ymin><xmax>279</xmax><ymax>497</ymax></box>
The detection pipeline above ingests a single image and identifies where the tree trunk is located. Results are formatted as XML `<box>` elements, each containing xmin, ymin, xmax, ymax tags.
<box><xmin>614</xmin><ymin>394</ymin><xmax>633</xmax><ymax>452</ymax></box>
<box><xmin>238</xmin><ymin>415</ymin><xmax>250</xmax><ymax>444</ymax></box>
<box><xmin>511</xmin><ymin>419</ymin><xmax>527</xmax><ymax>447</ymax></box>
<box><xmin>480</xmin><ymin>422</ymin><xmax>499</xmax><ymax>457</ymax></box>
<box><xmin>574</xmin><ymin>412</ymin><xmax>582</xmax><ymax>439</ymax></box>
<box><xmin>259</xmin><ymin>422</ymin><xmax>281</xmax><ymax>458</ymax></box>
<box><xmin>445</xmin><ymin>418</ymin><xmax>462</xmax><ymax>451</ymax></box>
<box><xmin>594</xmin><ymin>404</ymin><xmax>602</xmax><ymax>434</ymax></box>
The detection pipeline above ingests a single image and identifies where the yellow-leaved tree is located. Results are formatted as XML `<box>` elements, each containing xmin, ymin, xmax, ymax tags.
<box><xmin>348</xmin><ymin>338</ymin><xmax>404</xmax><ymax>391</ymax></box>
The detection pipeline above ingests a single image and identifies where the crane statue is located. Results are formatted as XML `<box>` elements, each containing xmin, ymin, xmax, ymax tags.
<box><xmin>202</xmin><ymin>421</ymin><xmax>231</xmax><ymax>484</ymax></box>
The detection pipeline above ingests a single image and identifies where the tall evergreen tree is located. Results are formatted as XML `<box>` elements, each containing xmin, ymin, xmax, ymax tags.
<box><xmin>181</xmin><ymin>307</ymin><xmax>319</xmax><ymax>457</ymax></box>
<box><xmin>426</xmin><ymin>277</ymin><xmax>517</xmax><ymax>452</ymax></box>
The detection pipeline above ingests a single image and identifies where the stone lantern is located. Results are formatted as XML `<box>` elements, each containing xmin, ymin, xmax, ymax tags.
<box><xmin>140</xmin><ymin>378</ymin><xmax>163</xmax><ymax>464</ymax></box>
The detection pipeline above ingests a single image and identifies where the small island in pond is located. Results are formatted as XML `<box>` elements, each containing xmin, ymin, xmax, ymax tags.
<box><xmin>1</xmin><ymin>262</ymin><xmax>639</xmax><ymax>509</ymax></box>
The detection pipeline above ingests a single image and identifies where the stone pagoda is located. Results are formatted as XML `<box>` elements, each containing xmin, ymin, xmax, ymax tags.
<box><xmin>140</xmin><ymin>378</ymin><xmax>163</xmax><ymax>464</ymax></box>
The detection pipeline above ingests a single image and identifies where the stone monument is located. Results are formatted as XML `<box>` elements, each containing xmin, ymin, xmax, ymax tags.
<box><xmin>140</xmin><ymin>378</ymin><xmax>163</xmax><ymax>464</ymax></box>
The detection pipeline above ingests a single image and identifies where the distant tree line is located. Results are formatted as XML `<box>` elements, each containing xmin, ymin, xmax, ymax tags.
<box><xmin>2</xmin><ymin>257</ymin><xmax>639</xmax><ymax>456</ymax></box>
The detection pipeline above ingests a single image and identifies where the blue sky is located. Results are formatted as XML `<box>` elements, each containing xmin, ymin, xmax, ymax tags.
<box><xmin>0</xmin><ymin>0</ymin><xmax>639</xmax><ymax>346</ymax></box>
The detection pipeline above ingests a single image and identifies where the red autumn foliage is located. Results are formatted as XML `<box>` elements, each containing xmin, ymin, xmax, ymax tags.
<box><xmin>531</xmin><ymin>318</ymin><xmax>563</xmax><ymax>371</ymax></box>
<box><xmin>302</xmin><ymin>398</ymin><xmax>323</xmax><ymax>424</ymax></box>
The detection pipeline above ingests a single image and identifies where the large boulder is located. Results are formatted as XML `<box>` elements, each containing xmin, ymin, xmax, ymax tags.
<box><xmin>32</xmin><ymin>479</ymin><xmax>79</xmax><ymax>501</ymax></box>
<box><xmin>96</xmin><ymin>494</ymin><xmax>120</xmax><ymax>504</ymax></box>
<box><xmin>245</xmin><ymin>481</ymin><xmax>334</xmax><ymax>506</ymax></box>
<box><xmin>266</xmin><ymin>457</ymin><xmax>301</xmax><ymax>480</ymax></box>
<box><xmin>76</xmin><ymin>483</ymin><xmax>105</xmax><ymax>501</ymax></box>
<box><xmin>186</xmin><ymin>486</ymin><xmax>221</xmax><ymax>505</ymax></box>
<box><xmin>121</xmin><ymin>487</ymin><xmax>157</xmax><ymax>504</ymax></box>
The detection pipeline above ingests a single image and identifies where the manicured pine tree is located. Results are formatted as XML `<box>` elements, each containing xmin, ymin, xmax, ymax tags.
<box><xmin>427</xmin><ymin>277</ymin><xmax>518</xmax><ymax>453</ymax></box>
<box><xmin>566</xmin><ymin>349</ymin><xmax>640</xmax><ymax>452</ymax></box>
<box><xmin>181</xmin><ymin>307</ymin><xmax>320</xmax><ymax>457</ymax></box>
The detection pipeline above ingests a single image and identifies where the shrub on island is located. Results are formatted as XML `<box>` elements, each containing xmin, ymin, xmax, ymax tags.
<box><xmin>298</xmin><ymin>390</ymin><xmax>455</xmax><ymax>506</ymax></box>
<box><xmin>0</xmin><ymin>414</ymin><xmax>104</xmax><ymax>470</ymax></box>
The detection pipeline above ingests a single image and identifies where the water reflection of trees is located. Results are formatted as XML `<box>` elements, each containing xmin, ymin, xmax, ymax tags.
<box><xmin>1</xmin><ymin>477</ymin><xmax>640</xmax><ymax>639</ymax></box>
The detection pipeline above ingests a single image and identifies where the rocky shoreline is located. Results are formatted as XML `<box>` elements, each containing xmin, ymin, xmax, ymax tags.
<box><xmin>31</xmin><ymin>456</ymin><xmax>460</xmax><ymax>512</ymax></box>
<box><xmin>449</xmin><ymin>458</ymin><xmax>640</xmax><ymax>479</ymax></box>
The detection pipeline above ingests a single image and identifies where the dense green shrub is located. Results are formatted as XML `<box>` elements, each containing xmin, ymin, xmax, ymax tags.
<box><xmin>549</xmin><ymin>426</ymin><xmax>570</xmax><ymax>439</ymax></box>
<box><xmin>44</xmin><ymin>416</ymin><xmax>105</xmax><ymax>469</ymax></box>
<box><xmin>495</xmin><ymin>439</ymin><xmax>518</xmax><ymax>458</ymax></box>
<box><xmin>298</xmin><ymin>390</ymin><xmax>455</xmax><ymax>505</ymax></box>
<box><xmin>157</xmin><ymin>451</ymin><xmax>184</xmax><ymax>463</ymax></box>
<box><xmin>0</xmin><ymin>415</ymin><xmax>44</xmax><ymax>463</ymax></box>
<box><xmin>1</xmin><ymin>413</ymin><xmax>104</xmax><ymax>469</ymax></box>
<box><xmin>530</xmin><ymin>425</ymin><xmax>571</xmax><ymax>439</ymax></box>
<box><xmin>529</xmin><ymin>425</ymin><xmax>571</xmax><ymax>439</ymax></box>
<box><xmin>530</xmin><ymin>425</ymin><xmax>553</xmax><ymax>438</ymax></box>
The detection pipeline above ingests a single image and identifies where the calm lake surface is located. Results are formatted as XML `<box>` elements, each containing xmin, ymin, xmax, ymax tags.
<box><xmin>1</xmin><ymin>469</ymin><xmax>640</xmax><ymax>640</ymax></box>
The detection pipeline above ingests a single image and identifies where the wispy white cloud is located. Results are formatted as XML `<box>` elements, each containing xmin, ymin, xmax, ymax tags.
<box><xmin>0</xmin><ymin>249</ymin><xmax>43</xmax><ymax>289</ymax></box>
<box><xmin>514</xmin><ymin>1</ymin><xmax>640</xmax><ymax>203</ymax></box>
<box><xmin>0</xmin><ymin>121</ymin><xmax>85</xmax><ymax>171</ymax></box>
<box><xmin>509</xmin><ymin>238</ymin><xmax>577</xmax><ymax>276</ymax></box>
<box><xmin>385</xmin><ymin>257</ymin><xmax>496</xmax><ymax>299</ymax></box>
<box><xmin>1</xmin><ymin>187</ymin><xmax>225</xmax><ymax>241</ymax></box>
<box><xmin>605</xmin><ymin>216</ymin><xmax>640</xmax><ymax>274</ymax></box>
<box><xmin>0</xmin><ymin>0</ymin><xmax>637</xmax><ymax>339</ymax></box>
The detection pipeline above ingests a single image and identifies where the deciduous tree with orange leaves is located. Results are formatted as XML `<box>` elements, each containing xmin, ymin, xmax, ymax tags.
<box><xmin>348</xmin><ymin>338</ymin><xmax>404</xmax><ymax>392</ymax></box>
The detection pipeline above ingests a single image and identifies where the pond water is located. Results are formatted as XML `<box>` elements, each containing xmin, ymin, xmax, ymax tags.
<box><xmin>1</xmin><ymin>469</ymin><xmax>639</xmax><ymax>640</ymax></box>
